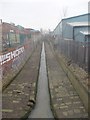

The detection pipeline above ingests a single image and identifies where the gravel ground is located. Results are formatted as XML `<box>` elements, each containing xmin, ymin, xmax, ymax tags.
<box><xmin>45</xmin><ymin>41</ymin><xmax>88</xmax><ymax>118</ymax></box>
<box><xmin>2</xmin><ymin>42</ymin><xmax>42</xmax><ymax>118</ymax></box>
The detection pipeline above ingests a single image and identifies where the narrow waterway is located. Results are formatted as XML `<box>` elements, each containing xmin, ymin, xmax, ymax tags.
<box><xmin>28</xmin><ymin>42</ymin><xmax>54</xmax><ymax>118</ymax></box>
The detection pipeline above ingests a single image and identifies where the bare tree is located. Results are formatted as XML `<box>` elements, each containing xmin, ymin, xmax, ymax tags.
<box><xmin>60</xmin><ymin>6</ymin><xmax>68</xmax><ymax>20</ymax></box>
<box><xmin>62</xmin><ymin>6</ymin><xmax>68</xmax><ymax>18</ymax></box>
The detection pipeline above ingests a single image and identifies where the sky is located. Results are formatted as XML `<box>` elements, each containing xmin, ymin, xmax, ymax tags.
<box><xmin>0</xmin><ymin>0</ymin><xmax>89</xmax><ymax>31</ymax></box>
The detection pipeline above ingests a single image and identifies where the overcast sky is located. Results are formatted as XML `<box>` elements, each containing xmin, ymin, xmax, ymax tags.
<box><xmin>0</xmin><ymin>0</ymin><xmax>89</xmax><ymax>31</ymax></box>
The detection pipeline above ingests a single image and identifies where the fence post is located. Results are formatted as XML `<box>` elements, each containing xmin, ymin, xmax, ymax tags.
<box><xmin>88</xmin><ymin>42</ymin><xmax>90</xmax><ymax>74</ymax></box>
<box><xmin>88</xmin><ymin>2</ymin><xmax>90</xmax><ymax>74</ymax></box>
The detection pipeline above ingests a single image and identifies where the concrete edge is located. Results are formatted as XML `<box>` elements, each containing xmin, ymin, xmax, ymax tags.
<box><xmin>44</xmin><ymin>42</ymin><xmax>57</xmax><ymax>119</ymax></box>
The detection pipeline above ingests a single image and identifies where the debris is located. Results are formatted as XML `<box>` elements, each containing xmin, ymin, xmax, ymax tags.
<box><xmin>2</xmin><ymin>109</ymin><xmax>13</xmax><ymax>113</ymax></box>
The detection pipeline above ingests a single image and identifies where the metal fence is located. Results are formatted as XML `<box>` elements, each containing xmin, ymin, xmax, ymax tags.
<box><xmin>54</xmin><ymin>37</ymin><xmax>90</xmax><ymax>73</ymax></box>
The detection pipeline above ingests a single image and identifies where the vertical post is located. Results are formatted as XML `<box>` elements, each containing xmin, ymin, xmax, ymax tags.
<box><xmin>88</xmin><ymin>1</ymin><xmax>90</xmax><ymax>118</ymax></box>
<box><xmin>0</xmin><ymin>19</ymin><xmax>2</xmax><ymax>120</ymax></box>
<box><xmin>0</xmin><ymin>19</ymin><xmax>2</xmax><ymax>52</ymax></box>
<box><xmin>88</xmin><ymin>2</ymin><xmax>90</xmax><ymax>74</ymax></box>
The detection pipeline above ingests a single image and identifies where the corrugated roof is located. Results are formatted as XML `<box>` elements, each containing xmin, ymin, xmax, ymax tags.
<box><xmin>53</xmin><ymin>13</ymin><xmax>90</xmax><ymax>32</ymax></box>
<box><xmin>62</xmin><ymin>13</ymin><xmax>89</xmax><ymax>21</ymax></box>
<box><xmin>80</xmin><ymin>31</ymin><xmax>90</xmax><ymax>35</ymax></box>
<box><xmin>68</xmin><ymin>22</ymin><xmax>90</xmax><ymax>27</ymax></box>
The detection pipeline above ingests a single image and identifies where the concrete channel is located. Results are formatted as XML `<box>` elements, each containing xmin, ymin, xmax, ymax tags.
<box><xmin>28</xmin><ymin>42</ymin><xmax>54</xmax><ymax>118</ymax></box>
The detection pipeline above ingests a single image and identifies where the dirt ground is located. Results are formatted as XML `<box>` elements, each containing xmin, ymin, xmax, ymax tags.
<box><xmin>2</xmin><ymin>41</ymin><xmax>42</xmax><ymax>118</ymax></box>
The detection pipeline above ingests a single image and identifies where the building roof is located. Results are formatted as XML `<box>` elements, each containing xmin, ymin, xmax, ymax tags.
<box><xmin>62</xmin><ymin>13</ymin><xmax>90</xmax><ymax>21</ymax></box>
<box><xmin>80</xmin><ymin>31</ymin><xmax>90</xmax><ymax>35</ymax></box>
<box><xmin>53</xmin><ymin>13</ymin><xmax>90</xmax><ymax>32</ymax></box>
<box><xmin>68</xmin><ymin>22</ymin><xmax>90</xmax><ymax>27</ymax></box>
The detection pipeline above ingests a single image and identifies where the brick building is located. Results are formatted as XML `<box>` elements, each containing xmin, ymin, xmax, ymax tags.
<box><xmin>0</xmin><ymin>20</ymin><xmax>32</xmax><ymax>52</ymax></box>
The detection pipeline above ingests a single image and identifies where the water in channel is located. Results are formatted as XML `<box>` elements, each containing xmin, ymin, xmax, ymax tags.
<box><xmin>28</xmin><ymin>42</ymin><xmax>54</xmax><ymax>118</ymax></box>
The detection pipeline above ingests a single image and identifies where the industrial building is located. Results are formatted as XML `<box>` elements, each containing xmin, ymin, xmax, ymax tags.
<box><xmin>0</xmin><ymin>20</ymin><xmax>41</xmax><ymax>82</ymax></box>
<box><xmin>53</xmin><ymin>13</ymin><xmax>90</xmax><ymax>42</ymax></box>
<box><xmin>53</xmin><ymin>13</ymin><xmax>90</xmax><ymax>72</ymax></box>
<box><xmin>0</xmin><ymin>20</ymin><xmax>41</xmax><ymax>52</ymax></box>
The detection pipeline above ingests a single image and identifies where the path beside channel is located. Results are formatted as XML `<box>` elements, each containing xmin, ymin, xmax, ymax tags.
<box><xmin>2</xmin><ymin>42</ymin><xmax>42</xmax><ymax>118</ymax></box>
<box><xmin>45</xmin><ymin>41</ymin><xmax>88</xmax><ymax>118</ymax></box>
